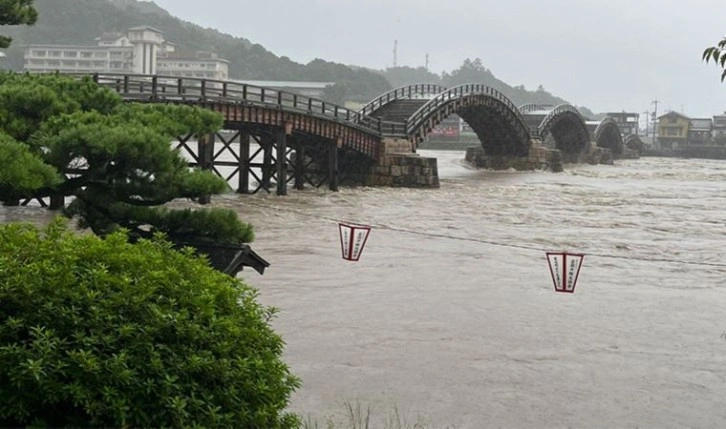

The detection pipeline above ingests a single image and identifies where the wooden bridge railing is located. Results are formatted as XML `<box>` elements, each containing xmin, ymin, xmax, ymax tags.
<box><xmin>406</xmin><ymin>84</ymin><xmax>533</xmax><ymax>138</ymax></box>
<box><xmin>593</xmin><ymin>117</ymin><xmax>621</xmax><ymax>142</ymax></box>
<box><xmin>356</xmin><ymin>83</ymin><xmax>448</xmax><ymax>118</ymax></box>
<box><xmin>539</xmin><ymin>104</ymin><xmax>584</xmax><ymax>130</ymax></box>
<box><xmin>79</xmin><ymin>73</ymin><xmax>408</xmax><ymax>138</ymax></box>
<box><xmin>518</xmin><ymin>103</ymin><xmax>555</xmax><ymax>114</ymax></box>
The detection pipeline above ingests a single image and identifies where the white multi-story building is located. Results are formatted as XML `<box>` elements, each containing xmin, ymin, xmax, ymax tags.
<box><xmin>23</xmin><ymin>26</ymin><xmax>228</xmax><ymax>80</ymax></box>
<box><xmin>157</xmin><ymin>50</ymin><xmax>229</xmax><ymax>81</ymax></box>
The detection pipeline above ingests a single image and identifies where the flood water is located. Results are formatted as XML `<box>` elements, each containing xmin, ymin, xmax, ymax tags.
<box><xmin>4</xmin><ymin>151</ymin><xmax>726</xmax><ymax>428</ymax></box>
<box><xmin>225</xmin><ymin>151</ymin><xmax>726</xmax><ymax>428</ymax></box>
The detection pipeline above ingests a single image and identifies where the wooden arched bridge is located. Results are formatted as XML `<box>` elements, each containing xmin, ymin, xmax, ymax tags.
<box><xmin>82</xmin><ymin>73</ymin><xmax>634</xmax><ymax>195</ymax></box>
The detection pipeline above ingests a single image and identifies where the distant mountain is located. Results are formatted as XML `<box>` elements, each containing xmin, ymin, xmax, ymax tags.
<box><xmin>380</xmin><ymin>61</ymin><xmax>598</xmax><ymax>119</ymax></box>
<box><xmin>1</xmin><ymin>0</ymin><xmax>597</xmax><ymax>116</ymax></box>
<box><xmin>1</xmin><ymin>0</ymin><xmax>392</xmax><ymax>102</ymax></box>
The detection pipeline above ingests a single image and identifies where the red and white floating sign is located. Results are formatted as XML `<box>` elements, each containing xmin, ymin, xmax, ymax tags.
<box><xmin>338</xmin><ymin>222</ymin><xmax>371</xmax><ymax>262</ymax></box>
<box><xmin>546</xmin><ymin>252</ymin><xmax>585</xmax><ymax>293</ymax></box>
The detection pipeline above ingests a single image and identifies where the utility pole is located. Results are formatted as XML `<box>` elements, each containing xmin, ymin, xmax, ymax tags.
<box><xmin>393</xmin><ymin>40</ymin><xmax>398</xmax><ymax>68</ymax></box>
<box><xmin>425</xmin><ymin>53</ymin><xmax>429</xmax><ymax>71</ymax></box>
<box><xmin>642</xmin><ymin>111</ymin><xmax>649</xmax><ymax>136</ymax></box>
<box><xmin>651</xmin><ymin>99</ymin><xmax>659</xmax><ymax>144</ymax></box>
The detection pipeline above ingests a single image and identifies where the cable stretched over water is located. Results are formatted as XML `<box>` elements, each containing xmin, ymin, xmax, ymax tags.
<box><xmin>241</xmin><ymin>200</ymin><xmax>726</xmax><ymax>269</ymax></box>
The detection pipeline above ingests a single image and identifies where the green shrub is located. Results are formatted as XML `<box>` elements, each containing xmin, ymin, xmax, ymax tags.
<box><xmin>0</xmin><ymin>220</ymin><xmax>300</xmax><ymax>428</ymax></box>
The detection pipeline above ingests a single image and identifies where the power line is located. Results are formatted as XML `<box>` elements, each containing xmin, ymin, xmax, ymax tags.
<box><xmin>242</xmin><ymin>200</ymin><xmax>726</xmax><ymax>269</ymax></box>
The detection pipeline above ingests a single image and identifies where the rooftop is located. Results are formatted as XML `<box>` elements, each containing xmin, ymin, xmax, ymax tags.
<box><xmin>658</xmin><ymin>111</ymin><xmax>690</xmax><ymax>120</ymax></box>
<box><xmin>229</xmin><ymin>80</ymin><xmax>335</xmax><ymax>89</ymax></box>
<box><xmin>95</xmin><ymin>32</ymin><xmax>124</xmax><ymax>42</ymax></box>
<box><xmin>158</xmin><ymin>50</ymin><xmax>229</xmax><ymax>63</ymax></box>
<box><xmin>127</xmin><ymin>26</ymin><xmax>164</xmax><ymax>34</ymax></box>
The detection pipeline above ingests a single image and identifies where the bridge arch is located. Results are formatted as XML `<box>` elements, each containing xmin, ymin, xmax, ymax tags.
<box><xmin>538</xmin><ymin>104</ymin><xmax>590</xmax><ymax>155</ymax></box>
<box><xmin>518</xmin><ymin>103</ymin><xmax>554</xmax><ymax>114</ymax></box>
<box><xmin>357</xmin><ymin>84</ymin><xmax>447</xmax><ymax>118</ymax></box>
<box><xmin>407</xmin><ymin>84</ymin><xmax>531</xmax><ymax>157</ymax></box>
<box><xmin>624</xmin><ymin>133</ymin><xmax>644</xmax><ymax>154</ymax></box>
<box><xmin>593</xmin><ymin>117</ymin><xmax>624</xmax><ymax>155</ymax></box>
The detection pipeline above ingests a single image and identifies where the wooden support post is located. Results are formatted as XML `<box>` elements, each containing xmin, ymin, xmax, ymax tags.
<box><xmin>237</xmin><ymin>131</ymin><xmax>250</xmax><ymax>194</ymax></box>
<box><xmin>261</xmin><ymin>135</ymin><xmax>273</xmax><ymax>192</ymax></box>
<box><xmin>276</xmin><ymin>130</ymin><xmax>288</xmax><ymax>196</ymax></box>
<box><xmin>328</xmin><ymin>142</ymin><xmax>339</xmax><ymax>192</ymax></box>
<box><xmin>294</xmin><ymin>144</ymin><xmax>305</xmax><ymax>190</ymax></box>
<box><xmin>49</xmin><ymin>194</ymin><xmax>65</xmax><ymax>210</ymax></box>
<box><xmin>198</xmin><ymin>133</ymin><xmax>214</xmax><ymax>204</ymax></box>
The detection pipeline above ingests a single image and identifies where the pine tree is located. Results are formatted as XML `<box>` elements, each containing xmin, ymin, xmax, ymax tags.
<box><xmin>0</xmin><ymin>73</ymin><xmax>254</xmax><ymax>245</ymax></box>
<box><xmin>0</xmin><ymin>0</ymin><xmax>37</xmax><ymax>48</ymax></box>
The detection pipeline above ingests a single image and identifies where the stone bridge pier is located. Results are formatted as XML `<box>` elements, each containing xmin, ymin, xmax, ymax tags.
<box><xmin>465</xmin><ymin>138</ymin><xmax>619</xmax><ymax>172</ymax></box>
<box><xmin>364</xmin><ymin>139</ymin><xmax>439</xmax><ymax>187</ymax></box>
<box><xmin>304</xmin><ymin>138</ymin><xmax>440</xmax><ymax>188</ymax></box>
<box><xmin>577</xmin><ymin>142</ymin><xmax>614</xmax><ymax>165</ymax></box>
<box><xmin>464</xmin><ymin>139</ymin><xmax>564</xmax><ymax>172</ymax></box>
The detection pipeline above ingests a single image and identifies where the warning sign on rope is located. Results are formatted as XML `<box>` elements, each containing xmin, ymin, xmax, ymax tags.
<box><xmin>546</xmin><ymin>252</ymin><xmax>585</xmax><ymax>293</ymax></box>
<box><xmin>338</xmin><ymin>222</ymin><xmax>371</xmax><ymax>262</ymax></box>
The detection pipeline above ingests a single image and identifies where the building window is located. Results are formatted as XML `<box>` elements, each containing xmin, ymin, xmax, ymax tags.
<box><xmin>81</xmin><ymin>52</ymin><xmax>93</xmax><ymax>58</ymax></box>
<box><xmin>668</xmin><ymin>117</ymin><xmax>677</xmax><ymax>124</ymax></box>
<box><xmin>32</xmin><ymin>50</ymin><xmax>47</xmax><ymax>57</ymax></box>
<box><xmin>49</xmin><ymin>51</ymin><xmax>61</xmax><ymax>57</ymax></box>
<box><xmin>63</xmin><ymin>51</ymin><xmax>78</xmax><ymax>58</ymax></box>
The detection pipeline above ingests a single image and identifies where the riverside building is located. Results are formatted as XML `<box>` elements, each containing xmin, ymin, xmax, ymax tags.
<box><xmin>23</xmin><ymin>26</ymin><xmax>229</xmax><ymax>80</ymax></box>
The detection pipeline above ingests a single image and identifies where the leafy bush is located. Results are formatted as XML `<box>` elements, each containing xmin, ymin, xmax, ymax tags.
<box><xmin>0</xmin><ymin>220</ymin><xmax>300</xmax><ymax>428</ymax></box>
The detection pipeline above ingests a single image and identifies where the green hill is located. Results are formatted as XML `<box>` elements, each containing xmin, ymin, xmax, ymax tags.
<box><xmin>1</xmin><ymin>0</ymin><xmax>392</xmax><ymax>102</ymax></box>
<box><xmin>1</xmin><ymin>0</ymin><xmax>597</xmax><ymax>115</ymax></box>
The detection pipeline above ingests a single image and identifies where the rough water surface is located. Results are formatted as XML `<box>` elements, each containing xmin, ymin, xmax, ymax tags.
<box><xmin>234</xmin><ymin>152</ymin><xmax>726</xmax><ymax>428</ymax></box>
<box><xmin>4</xmin><ymin>152</ymin><xmax>726</xmax><ymax>428</ymax></box>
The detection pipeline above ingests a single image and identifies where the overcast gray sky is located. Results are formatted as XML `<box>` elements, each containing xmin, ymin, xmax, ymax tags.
<box><xmin>150</xmin><ymin>0</ymin><xmax>725</xmax><ymax>117</ymax></box>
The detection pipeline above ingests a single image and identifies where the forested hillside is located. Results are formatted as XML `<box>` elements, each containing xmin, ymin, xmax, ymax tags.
<box><xmin>2</xmin><ymin>0</ymin><xmax>596</xmax><ymax>115</ymax></box>
<box><xmin>2</xmin><ymin>0</ymin><xmax>392</xmax><ymax>102</ymax></box>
